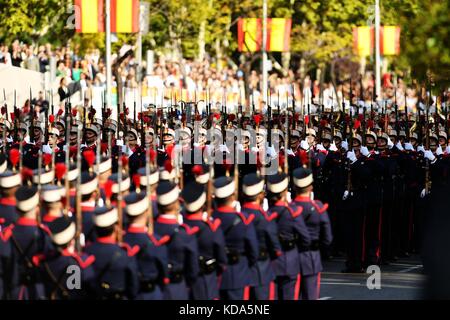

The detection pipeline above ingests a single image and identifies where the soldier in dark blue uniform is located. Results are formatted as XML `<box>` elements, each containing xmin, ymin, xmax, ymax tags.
<box><xmin>40</xmin><ymin>185</ymin><xmax>65</xmax><ymax>226</ymax></box>
<box><xmin>0</xmin><ymin>170</ymin><xmax>21</xmax><ymax>227</ymax></box>
<box><xmin>291</xmin><ymin>167</ymin><xmax>333</xmax><ymax>300</ymax></box>
<box><xmin>266</xmin><ymin>172</ymin><xmax>310</xmax><ymax>300</ymax></box>
<box><xmin>79</xmin><ymin>172</ymin><xmax>99</xmax><ymax>243</ymax></box>
<box><xmin>342</xmin><ymin>134</ymin><xmax>372</xmax><ymax>272</ymax></box>
<box><xmin>241</xmin><ymin>173</ymin><xmax>282</xmax><ymax>300</ymax></box>
<box><xmin>154</xmin><ymin>181</ymin><xmax>199</xmax><ymax>300</ymax></box>
<box><xmin>181</xmin><ymin>181</ymin><xmax>227</xmax><ymax>300</ymax></box>
<box><xmin>40</xmin><ymin>216</ymin><xmax>96</xmax><ymax>299</ymax></box>
<box><xmin>84</xmin><ymin>205</ymin><xmax>139</xmax><ymax>299</ymax></box>
<box><xmin>124</xmin><ymin>189</ymin><xmax>170</xmax><ymax>300</ymax></box>
<box><xmin>4</xmin><ymin>185</ymin><xmax>54</xmax><ymax>300</ymax></box>
<box><xmin>212</xmin><ymin>176</ymin><xmax>259</xmax><ymax>300</ymax></box>
<box><xmin>0</xmin><ymin>221</ymin><xmax>12</xmax><ymax>299</ymax></box>
<box><xmin>137</xmin><ymin>166</ymin><xmax>159</xmax><ymax>219</ymax></box>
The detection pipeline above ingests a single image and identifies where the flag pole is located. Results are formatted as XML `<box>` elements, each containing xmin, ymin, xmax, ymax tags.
<box><xmin>262</xmin><ymin>0</ymin><xmax>268</xmax><ymax>110</ymax></box>
<box><xmin>105</xmin><ymin>0</ymin><xmax>113</xmax><ymax>121</ymax></box>
<box><xmin>375</xmin><ymin>0</ymin><xmax>381</xmax><ymax>102</ymax></box>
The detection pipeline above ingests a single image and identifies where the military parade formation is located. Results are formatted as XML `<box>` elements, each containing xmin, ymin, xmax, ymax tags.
<box><xmin>0</xmin><ymin>83</ymin><xmax>449</xmax><ymax>301</ymax></box>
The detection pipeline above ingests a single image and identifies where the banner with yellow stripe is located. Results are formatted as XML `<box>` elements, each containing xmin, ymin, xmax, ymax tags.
<box><xmin>75</xmin><ymin>0</ymin><xmax>139</xmax><ymax>33</ymax></box>
<box><xmin>353</xmin><ymin>26</ymin><xmax>401</xmax><ymax>56</ymax></box>
<box><xmin>237</xmin><ymin>18</ymin><xmax>291</xmax><ymax>52</ymax></box>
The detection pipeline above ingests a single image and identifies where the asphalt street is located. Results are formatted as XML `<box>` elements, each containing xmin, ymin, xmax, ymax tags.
<box><xmin>319</xmin><ymin>255</ymin><xmax>425</xmax><ymax>300</ymax></box>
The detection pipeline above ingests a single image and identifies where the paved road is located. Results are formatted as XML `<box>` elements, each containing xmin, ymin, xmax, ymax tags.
<box><xmin>319</xmin><ymin>255</ymin><xmax>426</xmax><ymax>300</ymax></box>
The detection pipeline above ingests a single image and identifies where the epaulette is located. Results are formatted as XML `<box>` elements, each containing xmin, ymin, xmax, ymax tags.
<box><xmin>120</xmin><ymin>242</ymin><xmax>140</xmax><ymax>257</ymax></box>
<box><xmin>312</xmin><ymin>200</ymin><xmax>329</xmax><ymax>214</ymax></box>
<box><xmin>287</xmin><ymin>204</ymin><xmax>303</xmax><ymax>218</ymax></box>
<box><xmin>265</xmin><ymin>212</ymin><xmax>279</xmax><ymax>222</ymax></box>
<box><xmin>207</xmin><ymin>218</ymin><xmax>221</xmax><ymax>232</ymax></box>
<box><xmin>181</xmin><ymin>224</ymin><xmax>200</xmax><ymax>236</ymax></box>
<box><xmin>149</xmin><ymin>234</ymin><xmax>170</xmax><ymax>246</ymax></box>
<box><xmin>72</xmin><ymin>254</ymin><xmax>96</xmax><ymax>269</ymax></box>
<box><xmin>236</xmin><ymin>212</ymin><xmax>255</xmax><ymax>225</ymax></box>
<box><xmin>0</xmin><ymin>224</ymin><xmax>14</xmax><ymax>242</ymax></box>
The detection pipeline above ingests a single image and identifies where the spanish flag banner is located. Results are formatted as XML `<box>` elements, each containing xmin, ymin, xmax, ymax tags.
<box><xmin>380</xmin><ymin>26</ymin><xmax>401</xmax><ymax>55</ymax></box>
<box><xmin>353</xmin><ymin>26</ymin><xmax>400</xmax><ymax>56</ymax></box>
<box><xmin>75</xmin><ymin>0</ymin><xmax>105</xmax><ymax>33</ymax></box>
<box><xmin>353</xmin><ymin>26</ymin><xmax>374</xmax><ymax>57</ymax></box>
<box><xmin>238</xmin><ymin>18</ymin><xmax>291</xmax><ymax>52</ymax></box>
<box><xmin>75</xmin><ymin>0</ymin><xmax>139</xmax><ymax>33</ymax></box>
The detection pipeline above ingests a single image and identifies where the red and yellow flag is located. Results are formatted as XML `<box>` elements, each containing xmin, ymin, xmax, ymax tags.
<box><xmin>237</xmin><ymin>18</ymin><xmax>291</xmax><ymax>52</ymax></box>
<box><xmin>75</xmin><ymin>0</ymin><xmax>105</xmax><ymax>33</ymax></box>
<box><xmin>75</xmin><ymin>0</ymin><xmax>139</xmax><ymax>33</ymax></box>
<box><xmin>380</xmin><ymin>26</ymin><xmax>401</xmax><ymax>55</ymax></box>
<box><xmin>353</xmin><ymin>26</ymin><xmax>374</xmax><ymax>57</ymax></box>
<box><xmin>353</xmin><ymin>26</ymin><xmax>400</xmax><ymax>56</ymax></box>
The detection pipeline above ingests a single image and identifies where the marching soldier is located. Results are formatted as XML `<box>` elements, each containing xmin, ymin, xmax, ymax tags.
<box><xmin>0</xmin><ymin>167</ymin><xmax>21</xmax><ymax>227</ymax></box>
<box><xmin>123</xmin><ymin>186</ymin><xmax>170</xmax><ymax>300</ymax></box>
<box><xmin>154</xmin><ymin>180</ymin><xmax>199</xmax><ymax>300</ymax></box>
<box><xmin>40</xmin><ymin>216</ymin><xmax>96</xmax><ymax>299</ymax></box>
<box><xmin>181</xmin><ymin>181</ymin><xmax>227</xmax><ymax>300</ymax></box>
<box><xmin>84</xmin><ymin>205</ymin><xmax>139</xmax><ymax>300</ymax></box>
<box><xmin>266</xmin><ymin>172</ymin><xmax>309</xmax><ymax>300</ymax></box>
<box><xmin>291</xmin><ymin>167</ymin><xmax>332</xmax><ymax>300</ymax></box>
<box><xmin>241</xmin><ymin>173</ymin><xmax>282</xmax><ymax>300</ymax></box>
<box><xmin>4</xmin><ymin>185</ymin><xmax>54</xmax><ymax>299</ymax></box>
<box><xmin>212</xmin><ymin>176</ymin><xmax>259</xmax><ymax>300</ymax></box>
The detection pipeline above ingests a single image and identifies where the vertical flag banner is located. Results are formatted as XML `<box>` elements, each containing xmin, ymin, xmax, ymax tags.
<box><xmin>238</xmin><ymin>18</ymin><xmax>291</xmax><ymax>52</ymax></box>
<box><xmin>353</xmin><ymin>26</ymin><xmax>374</xmax><ymax>57</ymax></box>
<box><xmin>268</xmin><ymin>18</ymin><xmax>292</xmax><ymax>52</ymax></box>
<box><xmin>380</xmin><ymin>26</ymin><xmax>401</xmax><ymax>55</ymax></box>
<box><xmin>111</xmin><ymin>0</ymin><xmax>140</xmax><ymax>33</ymax></box>
<box><xmin>353</xmin><ymin>26</ymin><xmax>400</xmax><ymax>56</ymax></box>
<box><xmin>75</xmin><ymin>0</ymin><xmax>104</xmax><ymax>33</ymax></box>
<box><xmin>75</xmin><ymin>0</ymin><xmax>139</xmax><ymax>33</ymax></box>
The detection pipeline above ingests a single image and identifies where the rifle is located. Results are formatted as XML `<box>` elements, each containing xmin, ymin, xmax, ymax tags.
<box><xmin>424</xmin><ymin>85</ymin><xmax>431</xmax><ymax>195</ymax></box>
<box><xmin>145</xmin><ymin>145</ymin><xmax>154</xmax><ymax>235</ymax></box>
<box><xmin>75</xmin><ymin>126</ymin><xmax>82</xmax><ymax>253</ymax></box>
<box><xmin>29</xmin><ymin>89</ymin><xmax>34</xmax><ymax>144</ymax></box>
<box><xmin>117</xmin><ymin>138</ymin><xmax>124</xmax><ymax>244</ymax></box>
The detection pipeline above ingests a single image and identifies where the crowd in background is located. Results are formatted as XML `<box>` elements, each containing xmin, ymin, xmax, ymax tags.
<box><xmin>1</xmin><ymin>39</ymin><xmax>446</xmax><ymax>114</ymax></box>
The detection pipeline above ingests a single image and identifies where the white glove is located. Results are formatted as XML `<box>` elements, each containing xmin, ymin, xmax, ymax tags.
<box><xmin>262</xmin><ymin>198</ymin><xmax>269</xmax><ymax>212</ymax></box>
<box><xmin>420</xmin><ymin>188</ymin><xmax>428</xmax><ymax>198</ymax></box>
<box><xmin>347</xmin><ymin>150</ymin><xmax>357</xmax><ymax>164</ymax></box>
<box><xmin>316</xmin><ymin>144</ymin><xmax>326</xmax><ymax>152</ymax></box>
<box><xmin>417</xmin><ymin>145</ymin><xmax>425</xmax><ymax>153</ymax></box>
<box><xmin>233</xmin><ymin>200</ymin><xmax>241</xmax><ymax>212</ymax></box>
<box><xmin>341</xmin><ymin>140</ymin><xmax>349</xmax><ymax>151</ymax></box>
<box><xmin>300</xmin><ymin>140</ymin><xmax>309</xmax><ymax>150</ymax></box>
<box><xmin>395</xmin><ymin>142</ymin><xmax>404</xmax><ymax>151</ymax></box>
<box><xmin>251</xmin><ymin>146</ymin><xmax>259</xmax><ymax>153</ymax></box>
<box><xmin>329</xmin><ymin>142</ymin><xmax>338</xmax><ymax>152</ymax></box>
<box><xmin>42</xmin><ymin>144</ymin><xmax>53</xmax><ymax>154</ymax></box>
<box><xmin>424</xmin><ymin>150</ymin><xmax>436</xmax><ymax>162</ymax></box>
<box><xmin>238</xmin><ymin>144</ymin><xmax>245</xmax><ymax>151</ymax></box>
<box><xmin>286</xmin><ymin>192</ymin><xmax>292</xmax><ymax>203</ymax></box>
<box><xmin>116</xmin><ymin>139</ymin><xmax>124</xmax><ymax>146</ymax></box>
<box><xmin>404</xmin><ymin>142</ymin><xmax>414</xmax><ymax>151</ymax></box>
<box><xmin>360</xmin><ymin>146</ymin><xmax>370</xmax><ymax>157</ymax></box>
<box><xmin>286</xmin><ymin>148</ymin><xmax>296</xmax><ymax>156</ymax></box>
<box><xmin>219</xmin><ymin>144</ymin><xmax>230</xmax><ymax>153</ymax></box>
<box><xmin>387</xmin><ymin>138</ymin><xmax>394</xmax><ymax>149</ymax></box>
<box><xmin>436</xmin><ymin>145</ymin><xmax>443</xmax><ymax>156</ymax></box>
<box><xmin>266</xmin><ymin>146</ymin><xmax>277</xmax><ymax>159</ymax></box>
<box><xmin>446</xmin><ymin>145</ymin><xmax>450</xmax><ymax>154</ymax></box>
<box><xmin>342</xmin><ymin>190</ymin><xmax>353</xmax><ymax>200</ymax></box>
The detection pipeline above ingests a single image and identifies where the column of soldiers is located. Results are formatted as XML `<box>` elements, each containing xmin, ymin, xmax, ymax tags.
<box><xmin>0</xmin><ymin>85</ymin><xmax>449</xmax><ymax>300</ymax></box>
